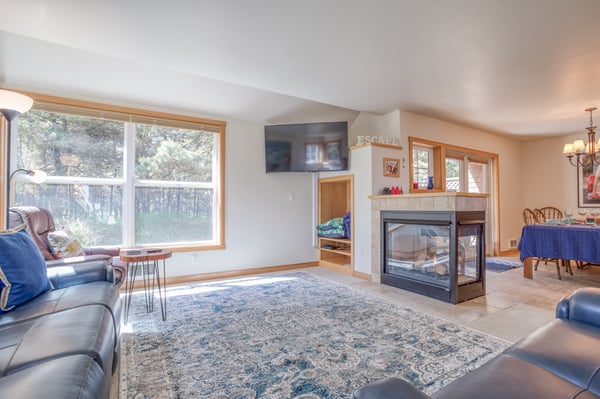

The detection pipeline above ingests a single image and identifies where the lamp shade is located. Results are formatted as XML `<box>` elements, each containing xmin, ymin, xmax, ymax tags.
<box><xmin>573</xmin><ymin>139</ymin><xmax>586</xmax><ymax>153</ymax></box>
<box><xmin>0</xmin><ymin>90</ymin><xmax>34</xmax><ymax>121</ymax></box>
<box><xmin>563</xmin><ymin>143</ymin><xmax>574</xmax><ymax>154</ymax></box>
<box><xmin>29</xmin><ymin>170</ymin><xmax>47</xmax><ymax>184</ymax></box>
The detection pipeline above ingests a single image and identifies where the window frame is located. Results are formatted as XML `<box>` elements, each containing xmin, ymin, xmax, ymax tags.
<box><xmin>409</xmin><ymin>138</ymin><xmax>443</xmax><ymax>192</ymax></box>
<box><xmin>6</xmin><ymin>92</ymin><xmax>226</xmax><ymax>253</ymax></box>
<box><xmin>409</xmin><ymin>137</ymin><xmax>494</xmax><ymax>194</ymax></box>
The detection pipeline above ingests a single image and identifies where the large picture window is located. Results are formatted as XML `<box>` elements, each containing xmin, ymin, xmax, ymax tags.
<box><xmin>11</xmin><ymin>96</ymin><xmax>225</xmax><ymax>250</ymax></box>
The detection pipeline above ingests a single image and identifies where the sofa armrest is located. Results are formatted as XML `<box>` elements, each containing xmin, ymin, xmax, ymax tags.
<box><xmin>47</xmin><ymin>259</ymin><xmax>114</xmax><ymax>289</ymax></box>
<box><xmin>351</xmin><ymin>378</ymin><xmax>431</xmax><ymax>399</ymax></box>
<box><xmin>83</xmin><ymin>246</ymin><xmax>120</xmax><ymax>257</ymax></box>
<box><xmin>46</xmin><ymin>254</ymin><xmax>112</xmax><ymax>268</ymax></box>
<box><xmin>556</xmin><ymin>287</ymin><xmax>600</xmax><ymax>328</ymax></box>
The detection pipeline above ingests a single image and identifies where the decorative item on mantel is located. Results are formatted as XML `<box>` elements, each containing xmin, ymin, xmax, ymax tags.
<box><xmin>563</xmin><ymin>107</ymin><xmax>600</xmax><ymax>168</ymax></box>
<box><xmin>427</xmin><ymin>176</ymin><xmax>434</xmax><ymax>190</ymax></box>
<box><xmin>382</xmin><ymin>186</ymin><xmax>402</xmax><ymax>195</ymax></box>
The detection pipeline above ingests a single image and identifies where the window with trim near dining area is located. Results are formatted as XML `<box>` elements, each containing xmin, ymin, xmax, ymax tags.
<box><xmin>11</xmin><ymin>95</ymin><xmax>225</xmax><ymax>250</ymax></box>
<box><xmin>409</xmin><ymin>137</ymin><xmax>491</xmax><ymax>194</ymax></box>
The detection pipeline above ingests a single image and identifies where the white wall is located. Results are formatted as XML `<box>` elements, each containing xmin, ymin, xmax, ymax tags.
<box><xmin>167</xmin><ymin>118</ymin><xmax>319</xmax><ymax>277</ymax></box>
<box><xmin>347</xmin><ymin>146</ymin><xmax>371</xmax><ymax>275</ymax></box>
<box><xmin>348</xmin><ymin>110</ymin><xmax>404</xmax><ymax>275</ymax></box>
<box><xmin>522</xmin><ymin>134</ymin><xmax>579</xmax><ymax>214</ymax></box>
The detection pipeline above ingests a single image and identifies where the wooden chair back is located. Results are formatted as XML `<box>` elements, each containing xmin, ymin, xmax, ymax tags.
<box><xmin>534</xmin><ymin>208</ymin><xmax>545</xmax><ymax>222</ymax></box>
<box><xmin>523</xmin><ymin>208</ymin><xmax>538</xmax><ymax>225</ymax></box>
<box><xmin>538</xmin><ymin>206</ymin><xmax>563</xmax><ymax>220</ymax></box>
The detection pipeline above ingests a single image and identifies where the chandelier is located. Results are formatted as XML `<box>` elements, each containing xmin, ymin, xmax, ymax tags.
<box><xmin>563</xmin><ymin>107</ymin><xmax>600</xmax><ymax>168</ymax></box>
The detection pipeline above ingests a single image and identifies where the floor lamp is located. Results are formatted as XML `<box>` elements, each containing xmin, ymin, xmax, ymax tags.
<box><xmin>0</xmin><ymin>90</ymin><xmax>34</xmax><ymax>229</ymax></box>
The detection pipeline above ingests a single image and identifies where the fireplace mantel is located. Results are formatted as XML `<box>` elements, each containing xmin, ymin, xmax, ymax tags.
<box><xmin>370</xmin><ymin>193</ymin><xmax>488</xmax><ymax>282</ymax></box>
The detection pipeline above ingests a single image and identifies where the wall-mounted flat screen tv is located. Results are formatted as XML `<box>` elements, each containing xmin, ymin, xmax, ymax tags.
<box><xmin>265</xmin><ymin>121</ymin><xmax>348</xmax><ymax>173</ymax></box>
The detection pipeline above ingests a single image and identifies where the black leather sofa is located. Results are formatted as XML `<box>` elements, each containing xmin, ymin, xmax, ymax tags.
<box><xmin>0</xmin><ymin>260</ymin><xmax>121</xmax><ymax>399</ymax></box>
<box><xmin>352</xmin><ymin>287</ymin><xmax>600</xmax><ymax>399</ymax></box>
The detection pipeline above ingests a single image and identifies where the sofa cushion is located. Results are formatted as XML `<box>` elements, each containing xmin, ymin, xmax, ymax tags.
<box><xmin>433</xmin><ymin>354</ymin><xmax>589</xmax><ymax>399</ymax></box>
<box><xmin>589</xmin><ymin>371</ymin><xmax>600</xmax><ymax>397</ymax></box>
<box><xmin>0</xmin><ymin>225</ymin><xmax>51</xmax><ymax>312</ymax></box>
<box><xmin>0</xmin><ymin>304</ymin><xmax>116</xmax><ymax>376</ymax></box>
<box><xmin>0</xmin><ymin>281</ymin><xmax>121</xmax><ymax>355</ymax></box>
<box><xmin>0</xmin><ymin>354</ymin><xmax>107</xmax><ymax>399</ymax></box>
<box><xmin>504</xmin><ymin>319</ymin><xmax>600</xmax><ymax>389</ymax></box>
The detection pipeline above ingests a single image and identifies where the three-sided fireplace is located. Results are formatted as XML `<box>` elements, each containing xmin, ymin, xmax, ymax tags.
<box><xmin>381</xmin><ymin>210</ymin><xmax>486</xmax><ymax>304</ymax></box>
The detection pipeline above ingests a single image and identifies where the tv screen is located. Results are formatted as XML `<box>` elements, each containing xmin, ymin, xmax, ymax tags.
<box><xmin>265</xmin><ymin>121</ymin><xmax>349</xmax><ymax>173</ymax></box>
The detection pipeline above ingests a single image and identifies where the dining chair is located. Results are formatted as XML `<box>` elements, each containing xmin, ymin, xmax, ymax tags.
<box><xmin>523</xmin><ymin>208</ymin><xmax>572</xmax><ymax>279</ymax></box>
<box><xmin>523</xmin><ymin>208</ymin><xmax>538</xmax><ymax>225</ymax></box>
<box><xmin>533</xmin><ymin>208</ymin><xmax>545</xmax><ymax>223</ymax></box>
<box><xmin>538</xmin><ymin>206</ymin><xmax>563</xmax><ymax>221</ymax></box>
<box><xmin>540</xmin><ymin>207</ymin><xmax>574</xmax><ymax>278</ymax></box>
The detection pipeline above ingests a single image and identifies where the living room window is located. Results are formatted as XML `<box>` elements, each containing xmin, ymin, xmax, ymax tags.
<box><xmin>11</xmin><ymin>95</ymin><xmax>225</xmax><ymax>251</ymax></box>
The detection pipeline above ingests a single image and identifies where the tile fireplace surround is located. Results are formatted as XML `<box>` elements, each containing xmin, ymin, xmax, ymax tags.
<box><xmin>370</xmin><ymin>193</ymin><xmax>488</xmax><ymax>283</ymax></box>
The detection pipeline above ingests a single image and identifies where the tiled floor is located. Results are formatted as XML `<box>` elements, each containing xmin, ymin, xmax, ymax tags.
<box><xmin>111</xmin><ymin>260</ymin><xmax>600</xmax><ymax>398</ymax></box>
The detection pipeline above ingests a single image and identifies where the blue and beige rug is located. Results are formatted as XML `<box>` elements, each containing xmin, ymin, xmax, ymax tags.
<box><xmin>486</xmin><ymin>257</ymin><xmax>523</xmax><ymax>272</ymax></box>
<box><xmin>120</xmin><ymin>272</ymin><xmax>509</xmax><ymax>398</ymax></box>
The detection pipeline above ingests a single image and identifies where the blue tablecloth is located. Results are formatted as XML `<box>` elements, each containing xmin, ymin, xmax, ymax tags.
<box><xmin>519</xmin><ymin>224</ymin><xmax>600</xmax><ymax>264</ymax></box>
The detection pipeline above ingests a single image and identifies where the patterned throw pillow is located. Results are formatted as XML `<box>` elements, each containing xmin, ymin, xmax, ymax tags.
<box><xmin>48</xmin><ymin>227</ymin><xmax>85</xmax><ymax>258</ymax></box>
<box><xmin>0</xmin><ymin>225</ymin><xmax>51</xmax><ymax>312</ymax></box>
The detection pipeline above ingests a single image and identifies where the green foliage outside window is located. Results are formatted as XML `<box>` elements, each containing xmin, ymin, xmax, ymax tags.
<box><xmin>14</xmin><ymin>108</ymin><xmax>218</xmax><ymax>247</ymax></box>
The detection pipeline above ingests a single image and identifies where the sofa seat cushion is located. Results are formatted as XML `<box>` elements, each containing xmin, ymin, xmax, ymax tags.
<box><xmin>0</xmin><ymin>281</ymin><xmax>121</xmax><ymax>336</ymax></box>
<box><xmin>0</xmin><ymin>304</ymin><xmax>115</xmax><ymax>376</ymax></box>
<box><xmin>434</xmin><ymin>354</ymin><xmax>595</xmax><ymax>399</ymax></box>
<box><xmin>0</xmin><ymin>354</ymin><xmax>107</xmax><ymax>399</ymax></box>
<box><xmin>504</xmin><ymin>319</ymin><xmax>600</xmax><ymax>389</ymax></box>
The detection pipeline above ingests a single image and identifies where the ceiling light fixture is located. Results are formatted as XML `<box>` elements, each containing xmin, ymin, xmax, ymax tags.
<box><xmin>563</xmin><ymin>107</ymin><xmax>600</xmax><ymax>168</ymax></box>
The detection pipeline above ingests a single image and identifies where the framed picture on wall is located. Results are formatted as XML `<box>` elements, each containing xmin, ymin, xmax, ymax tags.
<box><xmin>577</xmin><ymin>161</ymin><xmax>600</xmax><ymax>207</ymax></box>
<box><xmin>383</xmin><ymin>158</ymin><xmax>400</xmax><ymax>177</ymax></box>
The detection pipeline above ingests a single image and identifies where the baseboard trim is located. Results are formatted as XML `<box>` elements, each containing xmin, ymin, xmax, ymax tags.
<box><xmin>122</xmin><ymin>261</ymin><xmax>319</xmax><ymax>290</ymax></box>
<box><xmin>352</xmin><ymin>270</ymin><xmax>371</xmax><ymax>281</ymax></box>
<box><xmin>498</xmin><ymin>249</ymin><xmax>520</xmax><ymax>257</ymax></box>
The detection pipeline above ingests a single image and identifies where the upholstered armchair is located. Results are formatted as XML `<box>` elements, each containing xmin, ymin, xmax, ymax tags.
<box><xmin>8</xmin><ymin>206</ymin><xmax>127</xmax><ymax>287</ymax></box>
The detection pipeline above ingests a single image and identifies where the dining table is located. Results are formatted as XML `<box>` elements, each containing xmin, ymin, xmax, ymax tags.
<box><xmin>518</xmin><ymin>222</ymin><xmax>600</xmax><ymax>279</ymax></box>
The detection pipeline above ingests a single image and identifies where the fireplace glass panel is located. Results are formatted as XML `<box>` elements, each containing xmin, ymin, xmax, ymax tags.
<box><xmin>385</xmin><ymin>222</ymin><xmax>451</xmax><ymax>289</ymax></box>
<box><xmin>457</xmin><ymin>223</ymin><xmax>482</xmax><ymax>285</ymax></box>
<box><xmin>381</xmin><ymin>210</ymin><xmax>485</xmax><ymax>304</ymax></box>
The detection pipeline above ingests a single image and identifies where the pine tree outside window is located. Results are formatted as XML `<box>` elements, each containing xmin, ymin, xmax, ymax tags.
<box><xmin>12</xmin><ymin>95</ymin><xmax>225</xmax><ymax>250</ymax></box>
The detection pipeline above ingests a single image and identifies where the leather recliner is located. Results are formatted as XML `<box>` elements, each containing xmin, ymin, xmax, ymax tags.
<box><xmin>8</xmin><ymin>206</ymin><xmax>127</xmax><ymax>287</ymax></box>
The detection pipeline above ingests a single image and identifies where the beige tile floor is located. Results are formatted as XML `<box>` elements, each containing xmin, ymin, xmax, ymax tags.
<box><xmin>111</xmin><ymin>260</ymin><xmax>600</xmax><ymax>398</ymax></box>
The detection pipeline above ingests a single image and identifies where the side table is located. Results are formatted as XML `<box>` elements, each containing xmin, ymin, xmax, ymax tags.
<box><xmin>120</xmin><ymin>249</ymin><xmax>172</xmax><ymax>322</ymax></box>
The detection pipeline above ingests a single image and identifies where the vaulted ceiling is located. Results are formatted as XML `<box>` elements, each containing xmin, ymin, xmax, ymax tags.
<box><xmin>1</xmin><ymin>0</ymin><xmax>600</xmax><ymax>140</ymax></box>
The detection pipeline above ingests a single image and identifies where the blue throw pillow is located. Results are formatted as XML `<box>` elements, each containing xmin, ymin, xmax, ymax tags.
<box><xmin>0</xmin><ymin>225</ymin><xmax>51</xmax><ymax>312</ymax></box>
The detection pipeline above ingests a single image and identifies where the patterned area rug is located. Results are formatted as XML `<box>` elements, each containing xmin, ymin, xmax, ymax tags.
<box><xmin>486</xmin><ymin>257</ymin><xmax>523</xmax><ymax>272</ymax></box>
<box><xmin>120</xmin><ymin>272</ymin><xmax>509</xmax><ymax>398</ymax></box>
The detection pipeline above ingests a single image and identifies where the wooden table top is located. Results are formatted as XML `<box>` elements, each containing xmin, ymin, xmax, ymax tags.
<box><xmin>119</xmin><ymin>248</ymin><xmax>172</xmax><ymax>262</ymax></box>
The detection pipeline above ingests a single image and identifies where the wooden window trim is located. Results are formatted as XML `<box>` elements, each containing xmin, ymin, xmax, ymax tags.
<box><xmin>4</xmin><ymin>90</ymin><xmax>226</xmax><ymax>252</ymax></box>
